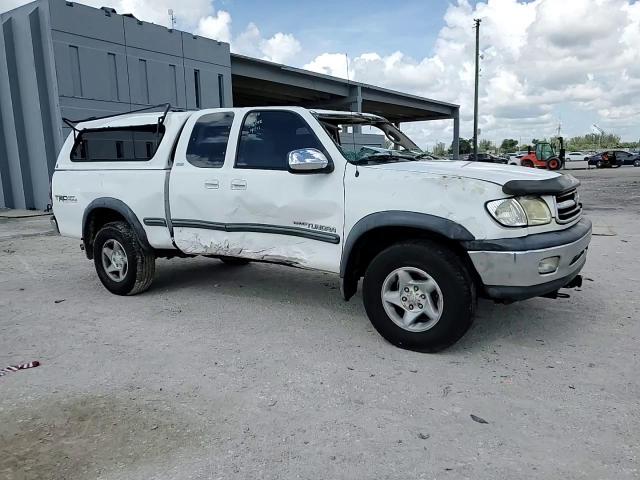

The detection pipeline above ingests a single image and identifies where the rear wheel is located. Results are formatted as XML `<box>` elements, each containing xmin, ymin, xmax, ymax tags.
<box><xmin>362</xmin><ymin>240</ymin><xmax>476</xmax><ymax>352</ymax></box>
<box><xmin>634</xmin><ymin>159</ymin><xmax>640</xmax><ymax>167</ymax></box>
<box><xmin>93</xmin><ymin>221</ymin><xmax>155</xmax><ymax>295</ymax></box>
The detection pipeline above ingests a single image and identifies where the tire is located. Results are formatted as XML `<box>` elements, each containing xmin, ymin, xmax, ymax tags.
<box><xmin>596</xmin><ymin>160</ymin><xmax>603</xmax><ymax>169</ymax></box>
<box><xmin>362</xmin><ymin>240</ymin><xmax>476</xmax><ymax>353</ymax></box>
<box><xmin>219</xmin><ymin>256</ymin><xmax>250</xmax><ymax>266</ymax></box>
<box><xmin>521</xmin><ymin>160</ymin><xmax>534</xmax><ymax>168</ymax></box>
<box><xmin>547</xmin><ymin>157</ymin><xmax>561</xmax><ymax>170</ymax></box>
<box><xmin>634</xmin><ymin>160</ymin><xmax>640</xmax><ymax>167</ymax></box>
<box><xmin>93</xmin><ymin>221</ymin><xmax>155</xmax><ymax>295</ymax></box>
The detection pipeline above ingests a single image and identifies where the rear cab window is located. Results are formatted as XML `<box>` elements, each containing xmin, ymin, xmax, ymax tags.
<box><xmin>70</xmin><ymin>125</ymin><xmax>165</xmax><ymax>162</ymax></box>
<box><xmin>185</xmin><ymin>112</ymin><xmax>234</xmax><ymax>168</ymax></box>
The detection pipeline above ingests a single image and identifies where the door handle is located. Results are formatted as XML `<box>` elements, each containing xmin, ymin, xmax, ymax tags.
<box><xmin>204</xmin><ymin>180</ymin><xmax>219</xmax><ymax>189</ymax></box>
<box><xmin>231</xmin><ymin>179</ymin><xmax>247</xmax><ymax>190</ymax></box>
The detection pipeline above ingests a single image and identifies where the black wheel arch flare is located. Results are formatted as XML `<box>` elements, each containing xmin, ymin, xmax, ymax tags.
<box><xmin>82</xmin><ymin>197</ymin><xmax>152</xmax><ymax>259</ymax></box>
<box><xmin>339</xmin><ymin>211</ymin><xmax>476</xmax><ymax>300</ymax></box>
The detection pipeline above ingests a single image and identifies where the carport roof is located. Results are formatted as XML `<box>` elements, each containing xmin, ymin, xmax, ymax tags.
<box><xmin>230</xmin><ymin>54</ymin><xmax>459</xmax><ymax>123</ymax></box>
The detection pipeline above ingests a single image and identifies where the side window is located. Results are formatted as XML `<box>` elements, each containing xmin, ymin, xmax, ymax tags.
<box><xmin>539</xmin><ymin>144</ymin><xmax>553</xmax><ymax>159</ymax></box>
<box><xmin>186</xmin><ymin>112</ymin><xmax>234</xmax><ymax>168</ymax></box>
<box><xmin>235</xmin><ymin>110</ymin><xmax>325</xmax><ymax>170</ymax></box>
<box><xmin>70</xmin><ymin>125</ymin><xmax>164</xmax><ymax>162</ymax></box>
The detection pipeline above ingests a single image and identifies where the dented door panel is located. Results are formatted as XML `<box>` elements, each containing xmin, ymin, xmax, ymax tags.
<box><xmin>221</xmin><ymin>169</ymin><xmax>344</xmax><ymax>272</ymax></box>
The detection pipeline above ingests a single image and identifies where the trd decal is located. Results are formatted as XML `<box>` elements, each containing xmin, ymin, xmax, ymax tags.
<box><xmin>55</xmin><ymin>195</ymin><xmax>77</xmax><ymax>203</ymax></box>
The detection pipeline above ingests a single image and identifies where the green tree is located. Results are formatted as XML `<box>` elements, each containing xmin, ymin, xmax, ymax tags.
<box><xmin>433</xmin><ymin>142</ymin><xmax>447</xmax><ymax>157</ymax></box>
<box><xmin>500</xmin><ymin>138</ymin><xmax>518</xmax><ymax>152</ymax></box>
<box><xmin>565</xmin><ymin>133</ymin><xmax>624</xmax><ymax>151</ymax></box>
<box><xmin>449</xmin><ymin>138</ymin><xmax>472</xmax><ymax>155</ymax></box>
<box><xmin>479</xmin><ymin>139</ymin><xmax>493</xmax><ymax>152</ymax></box>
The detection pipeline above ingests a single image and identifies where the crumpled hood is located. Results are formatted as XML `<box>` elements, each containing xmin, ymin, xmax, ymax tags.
<box><xmin>364</xmin><ymin>160</ymin><xmax>559</xmax><ymax>186</ymax></box>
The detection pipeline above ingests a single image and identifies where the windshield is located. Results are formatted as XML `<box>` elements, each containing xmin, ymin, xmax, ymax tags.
<box><xmin>314</xmin><ymin>113</ymin><xmax>430</xmax><ymax>164</ymax></box>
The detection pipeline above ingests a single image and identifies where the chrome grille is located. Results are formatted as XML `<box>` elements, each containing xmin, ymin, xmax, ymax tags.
<box><xmin>555</xmin><ymin>189</ymin><xmax>582</xmax><ymax>224</ymax></box>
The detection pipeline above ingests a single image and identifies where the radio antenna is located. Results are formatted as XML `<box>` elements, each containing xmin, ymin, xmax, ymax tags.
<box><xmin>345</xmin><ymin>53</ymin><xmax>351</xmax><ymax>84</ymax></box>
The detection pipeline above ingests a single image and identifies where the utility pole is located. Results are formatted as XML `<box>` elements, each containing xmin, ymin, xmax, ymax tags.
<box><xmin>168</xmin><ymin>9</ymin><xmax>176</xmax><ymax>29</ymax></box>
<box><xmin>473</xmin><ymin>18</ymin><xmax>481</xmax><ymax>160</ymax></box>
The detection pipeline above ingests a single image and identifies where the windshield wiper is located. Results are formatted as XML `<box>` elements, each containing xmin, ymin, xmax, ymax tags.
<box><xmin>415</xmin><ymin>153</ymin><xmax>436</xmax><ymax>159</ymax></box>
<box><xmin>351</xmin><ymin>154</ymin><xmax>418</xmax><ymax>165</ymax></box>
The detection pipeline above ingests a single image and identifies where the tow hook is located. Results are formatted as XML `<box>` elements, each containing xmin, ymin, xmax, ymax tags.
<box><xmin>563</xmin><ymin>275</ymin><xmax>583</xmax><ymax>289</ymax></box>
<box><xmin>539</xmin><ymin>275</ymin><xmax>583</xmax><ymax>299</ymax></box>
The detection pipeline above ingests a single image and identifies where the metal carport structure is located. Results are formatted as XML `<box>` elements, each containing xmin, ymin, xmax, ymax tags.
<box><xmin>230</xmin><ymin>54</ymin><xmax>460</xmax><ymax>158</ymax></box>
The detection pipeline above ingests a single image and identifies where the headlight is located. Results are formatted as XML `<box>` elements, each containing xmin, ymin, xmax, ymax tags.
<box><xmin>486</xmin><ymin>198</ymin><xmax>527</xmax><ymax>227</ymax></box>
<box><xmin>486</xmin><ymin>196</ymin><xmax>551</xmax><ymax>227</ymax></box>
<box><xmin>518</xmin><ymin>197</ymin><xmax>551</xmax><ymax>225</ymax></box>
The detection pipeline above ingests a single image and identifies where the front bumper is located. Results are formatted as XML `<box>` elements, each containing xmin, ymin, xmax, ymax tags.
<box><xmin>465</xmin><ymin>218</ymin><xmax>592</xmax><ymax>301</ymax></box>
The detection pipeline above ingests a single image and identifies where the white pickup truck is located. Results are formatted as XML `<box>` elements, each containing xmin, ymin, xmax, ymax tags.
<box><xmin>52</xmin><ymin>106</ymin><xmax>591</xmax><ymax>352</ymax></box>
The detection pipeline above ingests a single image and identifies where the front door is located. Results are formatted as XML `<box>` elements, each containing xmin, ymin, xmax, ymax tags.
<box><xmin>220</xmin><ymin>109</ymin><xmax>345</xmax><ymax>273</ymax></box>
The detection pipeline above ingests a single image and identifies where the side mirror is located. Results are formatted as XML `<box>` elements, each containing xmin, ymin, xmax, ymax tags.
<box><xmin>287</xmin><ymin>148</ymin><xmax>330</xmax><ymax>173</ymax></box>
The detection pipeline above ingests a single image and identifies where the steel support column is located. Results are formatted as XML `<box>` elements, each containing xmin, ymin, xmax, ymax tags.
<box><xmin>347</xmin><ymin>85</ymin><xmax>362</xmax><ymax>133</ymax></box>
<box><xmin>453</xmin><ymin>108</ymin><xmax>460</xmax><ymax>160</ymax></box>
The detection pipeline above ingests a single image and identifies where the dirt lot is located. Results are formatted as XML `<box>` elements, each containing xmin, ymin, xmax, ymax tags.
<box><xmin>1</xmin><ymin>167</ymin><xmax>639</xmax><ymax>480</ymax></box>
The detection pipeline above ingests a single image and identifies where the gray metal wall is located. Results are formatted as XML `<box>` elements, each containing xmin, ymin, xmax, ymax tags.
<box><xmin>0</xmin><ymin>0</ymin><xmax>233</xmax><ymax>209</ymax></box>
<box><xmin>0</xmin><ymin>0</ymin><xmax>59</xmax><ymax>209</ymax></box>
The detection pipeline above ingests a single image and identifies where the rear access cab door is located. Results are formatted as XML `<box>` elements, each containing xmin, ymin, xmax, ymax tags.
<box><xmin>169</xmin><ymin>107</ymin><xmax>346</xmax><ymax>273</ymax></box>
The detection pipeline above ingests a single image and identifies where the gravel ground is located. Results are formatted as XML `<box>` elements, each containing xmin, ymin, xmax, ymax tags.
<box><xmin>1</xmin><ymin>167</ymin><xmax>638</xmax><ymax>480</ymax></box>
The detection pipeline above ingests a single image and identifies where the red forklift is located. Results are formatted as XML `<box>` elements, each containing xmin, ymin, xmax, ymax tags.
<box><xmin>520</xmin><ymin>137</ymin><xmax>565</xmax><ymax>170</ymax></box>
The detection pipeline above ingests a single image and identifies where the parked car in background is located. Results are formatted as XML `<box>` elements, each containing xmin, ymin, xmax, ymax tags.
<box><xmin>507</xmin><ymin>151</ymin><xmax>528</xmax><ymax>166</ymax></box>
<box><xmin>587</xmin><ymin>150</ymin><xmax>629</xmax><ymax>168</ymax></box>
<box><xmin>565</xmin><ymin>151</ymin><xmax>589</xmax><ymax>162</ymax></box>
<box><xmin>619</xmin><ymin>151</ymin><xmax>640</xmax><ymax>166</ymax></box>
<box><xmin>467</xmin><ymin>153</ymin><xmax>508</xmax><ymax>164</ymax></box>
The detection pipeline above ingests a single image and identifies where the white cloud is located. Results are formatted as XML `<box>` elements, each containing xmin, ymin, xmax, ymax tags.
<box><xmin>259</xmin><ymin>32</ymin><xmax>301</xmax><ymax>64</ymax></box>
<box><xmin>0</xmin><ymin>0</ymin><xmax>218</xmax><ymax>29</ymax></box>
<box><xmin>0</xmin><ymin>0</ymin><xmax>30</xmax><ymax>13</ymax></box>
<box><xmin>232</xmin><ymin>22</ymin><xmax>262</xmax><ymax>58</ymax></box>
<box><xmin>232</xmin><ymin>23</ymin><xmax>301</xmax><ymax>64</ymax></box>
<box><xmin>4</xmin><ymin>0</ymin><xmax>640</xmax><ymax>145</ymax></box>
<box><xmin>196</xmin><ymin>10</ymin><xmax>232</xmax><ymax>43</ymax></box>
<box><xmin>304</xmin><ymin>53</ymin><xmax>350</xmax><ymax>79</ymax></box>
<box><xmin>304</xmin><ymin>0</ymin><xmax>640</xmax><ymax>146</ymax></box>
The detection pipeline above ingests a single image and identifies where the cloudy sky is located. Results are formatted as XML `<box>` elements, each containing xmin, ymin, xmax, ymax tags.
<box><xmin>3</xmin><ymin>0</ymin><xmax>640</xmax><ymax>149</ymax></box>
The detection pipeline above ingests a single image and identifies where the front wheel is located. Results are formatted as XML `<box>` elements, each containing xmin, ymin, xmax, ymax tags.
<box><xmin>521</xmin><ymin>160</ymin><xmax>534</xmax><ymax>168</ymax></box>
<box><xmin>93</xmin><ymin>221</ymin><xmax>155</xmax><ymax>295</ymax></box>
<box><xmin>547</xmin><ymin>157</ymin><xmax>562</xmax><ymax>170</ymax></box>
<box><xmin>596</xmin><ymin>160</ymin><xmax>603</xmax><ymax>168</ymax></box>
<box><xmin>362</xmin><ymin>241</ymin><xmax>476</xmax><ymax>352</ymax></box>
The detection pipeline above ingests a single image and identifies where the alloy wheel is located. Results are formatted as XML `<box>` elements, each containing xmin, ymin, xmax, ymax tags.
<box><xmin>101</xmin><ymin>239</ymin><xmax>128</xmax><ymax>282</ymax></box>
<box><xmin>381</xmin><ymin>267</ymin><xmax>444</xmax><ymax>332</ymax></box>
